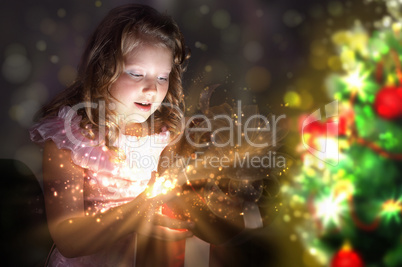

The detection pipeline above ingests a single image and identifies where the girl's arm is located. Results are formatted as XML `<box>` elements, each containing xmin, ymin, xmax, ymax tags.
<box><xmin>43</xmin><ymin>140</ymin><xmax>193</xmax><ymax>258</ymax></box>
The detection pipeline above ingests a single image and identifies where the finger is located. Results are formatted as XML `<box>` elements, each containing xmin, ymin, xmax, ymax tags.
<box><xmin>135</xmin><ymin>172</ymin><xmax>159</xmax><ymax>201</ymax></box>
<box><xmin>154</xmin><ymin>213</ymin><xmax>195</xmax><ymax>230</ymax></box>
<box><xmin>147</xmin><ymin>186</ymin><xmax>182</xmax><ymax>204</ymax></box>
<box><xmin>150</xmin><ymin>226</ymin><xmax>193</xmax><ymax>241</ymax></box>
<box><xmin>147</xmin><ymin>171</ymin><xmax>157</xmax><ymax>186</ymax></box>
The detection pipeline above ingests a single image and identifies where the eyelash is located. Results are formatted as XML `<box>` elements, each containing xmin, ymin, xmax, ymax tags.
<box><xmin>128</xmin><ymin>73</ymin><xmax>168</xmax><ymax>82</ymax></box>
<box><xmin>129</xmin><ymin>73</ymin><xmax>142</xmax><ymax>78</ymax></box>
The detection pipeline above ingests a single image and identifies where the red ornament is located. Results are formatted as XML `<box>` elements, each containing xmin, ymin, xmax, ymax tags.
<box><xmin>373</xmin><ymin>86</ymin><xmax>402</xmax><ymax>120</ymax></box>
<box><xmin>331</xmin><ymin>242</ymin><xmax>364</xmax><ymax>267</ymax></box>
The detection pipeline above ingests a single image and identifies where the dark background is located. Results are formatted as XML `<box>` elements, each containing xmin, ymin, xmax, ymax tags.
<box><xmin>0</xmin><ymin>0</ymin><xmax>388</xmax><ymax>266</ymax></box>
<box><xmin>0</xmin><ymin>0</ymin><xmax>386</xmax><ymax>176</ymax></box>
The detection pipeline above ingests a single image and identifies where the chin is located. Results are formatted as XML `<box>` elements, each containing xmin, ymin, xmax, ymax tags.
<box><xmin>123</xmin><ymin>113</ymin><xmax>150</xmax><ymax>124</ymax></box>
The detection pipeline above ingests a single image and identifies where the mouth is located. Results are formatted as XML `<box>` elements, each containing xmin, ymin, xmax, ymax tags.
<box><xmin>134</xmin><ymin>102</ymin><xmax>152</xmax><ymax>111</ymax></box>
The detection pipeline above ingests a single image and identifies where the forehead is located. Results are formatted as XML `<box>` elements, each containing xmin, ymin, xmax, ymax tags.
<box><xmin>124</xmin><ymin>43</ymin><xmax>173</xmax><ymax>69</ymax></box>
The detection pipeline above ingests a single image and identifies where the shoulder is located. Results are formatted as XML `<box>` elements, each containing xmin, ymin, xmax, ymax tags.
<box><xmin>30</xmin><ymin>106</ymin><xmax>84</xmax><ymax>145</ymax></box>
<box><xmin>43</xmin><ymin>140</ymin><xmax>69</xmax><ymax>164</ymax></box>
<box><xmin>42</xmin><ymin>140</ymin><xmax>85</xmax><ymax>178</ymax></box>
<box><xmin>32</xmin><ymin>107</ymin><xmax>118</xmax><ymax>173</ymax></box>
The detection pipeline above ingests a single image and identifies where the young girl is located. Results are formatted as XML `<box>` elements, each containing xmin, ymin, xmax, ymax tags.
<box><xmin>30</xmin><ymin>4</ymin><xmax>194</xmax><ymax>266</ymax></box>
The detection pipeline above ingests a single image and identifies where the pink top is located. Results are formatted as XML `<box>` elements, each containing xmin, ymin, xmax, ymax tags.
<box><xmin>30</xmin><ymin>106</ymin><xmax>170</xmax><ymax>266</ymax></box>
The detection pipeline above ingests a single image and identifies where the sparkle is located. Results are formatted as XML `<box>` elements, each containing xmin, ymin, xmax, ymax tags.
<box><xmin>342</xmin><ymin>65</ymin><xmax>370</xmax><ymax>96</ymax></box>
<box><xmin>380</xmin><ymin>198</ymin><xmax>402</xmax><ymax>223</ymax></box>
<box><xmin>315</xmin><ymin>191</ymin><xmax>348</xmax><ymax>228</ymax></box>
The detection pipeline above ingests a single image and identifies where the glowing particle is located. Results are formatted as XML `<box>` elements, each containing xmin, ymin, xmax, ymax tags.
<box><xmin>164</xmin><ymin>180</ymin><xmax>173</xmax><ymax>188</ymax></box>
<box><xmin>60</xmin><ymin>164</ymin><xmax>64</xmax><ymax>168</ymax></box>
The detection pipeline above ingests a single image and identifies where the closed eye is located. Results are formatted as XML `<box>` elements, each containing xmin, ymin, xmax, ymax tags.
<box><xmin>158</xmin><ymin>77</ymin><xmax>168</xmax><ymax>82</ymax></box>
<box><xmin>128</xmin><ymin>72</ymin><xmax>143</xmax><ymax>78</ymax></box>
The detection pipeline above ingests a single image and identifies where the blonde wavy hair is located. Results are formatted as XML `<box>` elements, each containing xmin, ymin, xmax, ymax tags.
<box><xmin>37</xmin><ymin>4</ymin><xmax>190</xmax><ymax>145</ymax></box>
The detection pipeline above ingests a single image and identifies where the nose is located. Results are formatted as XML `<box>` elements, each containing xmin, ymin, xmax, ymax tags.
<box><xmin>142</xmin><ymin>78</ymin><xmax>157</xmax><ymax>97</ymax></box>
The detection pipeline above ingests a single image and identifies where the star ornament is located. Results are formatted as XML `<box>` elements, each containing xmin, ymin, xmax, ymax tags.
<box><xmin>380</xmin><ymin>198</ymin><xmax>402</xmax><ymax>224</ymax></box>
<box><xmin>315</xmin><ymin>191</ymin><xmax>348</xmax><ymax>228</ymax></box>
<box><xmin>342</xmin><ymin>65</ymin><xmax>370</xmax><ymax>98</ymax></box>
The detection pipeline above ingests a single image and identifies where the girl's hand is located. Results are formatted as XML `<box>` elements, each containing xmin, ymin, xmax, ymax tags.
<box><xmin>128</xmin><ymin>172</ymin><xmax>194</xmax><ymax>241</ymax></box>
<box><xmin>43</xmin><ymin>141</ymin><xmax>191</xmax><ymax>258</ymax></box>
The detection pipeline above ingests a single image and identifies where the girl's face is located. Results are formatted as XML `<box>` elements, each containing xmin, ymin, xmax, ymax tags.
<box><xmin>109</xmin><ymin>43</ymin><xmax>172</xmax><ymax>124</ymax></box>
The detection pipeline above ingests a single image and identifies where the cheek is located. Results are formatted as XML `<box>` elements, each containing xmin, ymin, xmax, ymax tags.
<box><xmin>159</xmin><ymin>85</ymin><xmax>169</xmax><ymax>101</ymax></box>
<box><xmin>110</xmin><ymin>79</ymin><xmax>132</xmax><ymax>99</ymax></box>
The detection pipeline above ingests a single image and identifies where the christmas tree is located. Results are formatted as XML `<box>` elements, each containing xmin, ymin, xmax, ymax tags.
<box><xmin>286</xmin><ymin>4</ymin><xmax>402</xmax><ymax>267</ymax></box>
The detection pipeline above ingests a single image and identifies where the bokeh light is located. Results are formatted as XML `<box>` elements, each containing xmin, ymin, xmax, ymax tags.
<box><xmin>221</xmin><ymin>25</ymin><xmax>240</xmax><ymax>44</ymax></box>
<box><xmin>284</xmin><ymin>91</ymin><xmax>301</xmax><ymax>108</ymax></box>
<box><xmin>243</xmin><ymin>41</ymin><xmax>264</xmax><ymax>63</ymax></box>
<box><xmin>0</xmin><ymin>1</ymin><xmax>396</xmax><ymax>266</ymax></box>
<box><xmin>9</xmin><ymin>99</ymin><xmax>40</xmax><ymax>127</ymax></box>
<box><xmin>199</xmin><ymin>5</ymin><xmax>209</xmax><ymax>15</ymax></box>
<box><xmin>57</xmin><ymin>8</ymin><xmax>66</xmax><ymax>18</ymax></box>
<box><xmin>58</xmin><ymin>65</ymin><xmax>77</xmax><ymax>86</ymax></box>
<box><xmin>36</xmin><ymin>40</ymin><xmax>47</xmax><ymax>51</ymax></box>
<box><xmin>2</xmin><ymin>44</ymin><xmax>32</xmax><ymax>84</ymax></box>
<box><xmin>40</xmin><ymin>18</ymin><xmax>57</xmax><ymax>35</ymax></box>
<box><xmin>327</xmin><ymin>1</ymin><xmax>344</xmax><ymax>17</ymax></box>
<box><xmin>211</xmin><ymin>9</ymin><xmax>231</xmax><ymax>29</ymax></box>
<box><xmin>283</xmin><ymin>9</ymin><xmax>304</xmax><ymax>27</ymax></box>
<box><xmin>182</xmin><ymin>9</ymin><xmax>202</xmax><ymax>30</ymax></box>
